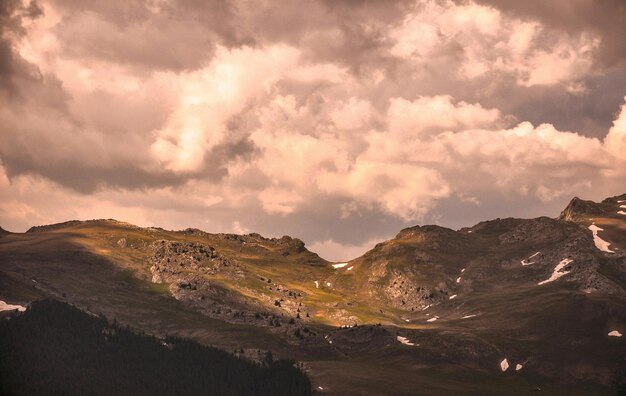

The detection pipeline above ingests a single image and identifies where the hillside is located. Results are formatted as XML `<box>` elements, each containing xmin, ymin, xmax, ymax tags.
<box><xmin>0</xmin><ymin>299</ymin><xmax>311</xmax><ymax>396</ymax></box>
<box><xmin>1</xmin><ymin>194</ymin><xmax>625</xmax><ymax>395</ymax></box>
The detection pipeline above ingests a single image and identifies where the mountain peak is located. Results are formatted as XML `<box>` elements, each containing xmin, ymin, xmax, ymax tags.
<box><xmin>559</xmin><ymin>194</ymin><xmax>626</xmax><ymax>221</ymax></box>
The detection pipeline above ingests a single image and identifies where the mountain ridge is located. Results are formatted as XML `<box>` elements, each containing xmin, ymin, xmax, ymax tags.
<box><xmin>1</xmin><ymin>193</ymin><xmax>625</xmax><ymax>395</ymax></box>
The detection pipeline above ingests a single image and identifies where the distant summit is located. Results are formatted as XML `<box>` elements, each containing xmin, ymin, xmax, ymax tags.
<box><xmin>559</xmin><ymin>194</ymin><xmax>626</xmax><ymax>221</ymax></box>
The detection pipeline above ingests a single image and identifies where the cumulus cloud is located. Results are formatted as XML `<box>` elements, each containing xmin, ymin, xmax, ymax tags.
<box><xmin>389</xmin><ymin>1</ymin><xmax>599</xmax><ymax>86</ymax></box>
<box><xmin>0</xmin><ymin>0</ymin><xmax>625</xmax><ymax>260</ymax></box>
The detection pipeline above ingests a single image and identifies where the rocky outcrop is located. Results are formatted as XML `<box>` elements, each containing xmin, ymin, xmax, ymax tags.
<box><xmin>149</xmin><ymin>240</ymin><xmax>243</xmax><ymax>284</ymax></box>
<box><xmin>384</xmin><ymin>270</ymin><xmax>449</xmax><ymax>311</ymax></box>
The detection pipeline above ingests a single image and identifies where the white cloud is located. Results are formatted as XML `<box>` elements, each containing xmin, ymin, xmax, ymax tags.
<box><xmin>387</xmin><ymin>96</ymin><xmax>501</xmax><ymax>135</ymax></box>
<box><xmin>388</xmin><ymin>0</ymin><xmax>599</xmax><ymax>86</ymax></box>
<box><xmin>330</xmin><ymin>97</ymin><xmax>373</xmax><ymax>130</ymax></box>
<box><xmin>151</xmin><ymin>45</ymin><xmax>301</xmax><ymax>172</ymax></box>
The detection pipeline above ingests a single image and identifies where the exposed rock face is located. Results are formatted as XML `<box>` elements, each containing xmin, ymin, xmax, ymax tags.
<box><xmin>0</xmin><ymin>227</ymin><xmax>9</xmax><ymax>236</ymax></box>
<box><xmin>149</xmin><ymin>240</ymin><xmax>243</xmax><ymax>284</ymax></box>
<box><xmin>384</xmin><ymin>270</ymin><xmax>448</xmax><ymax>311</ymax></box>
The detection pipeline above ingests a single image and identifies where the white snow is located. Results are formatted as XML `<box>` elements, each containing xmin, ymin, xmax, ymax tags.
<box><xmin>0</xmin><ymin>300</ymin><xmax>26</xmax><ymax>312</ymax></box>
<box><xmin>314</xmin><ymin>280</ymin><xmax>319</xmax><ymax>288</ymax></box>
<box><xmin>397</xmin><ymin>336</ymin><xmax>416</xmax><ymax>346</ymax></box>
<box><xmin>537</xmin><ymin>258</ymin><xmax>573</xmax><ymax>285</ymax></box>
<box><xmin>347</xmin><ymin>266</ymin><xmax>353</xmax><ymax>271</ymax></box>
<box><xmin>588</xmin><ymin>225</ymin><xmax>614</xmax><ymax>253</ymax></box>
<box><xmin>427</xmin><ymin>316</ymin><xmax>439</xmax><ymax>322</ymax></box>
<box><xmin>461</xmin><ymin>314</ymin><xmax>478</xmax><ymax>319</ymax></box>
<box><xmin>618</xmin><ymin>200</ymin><xmax>626</xmax><ymax>203</ymax></box>
<box><xmin>620</xmin><ymin>204</ymin><xmax>626</xmax><ymax>208</ymax></box>
<box><xmin>618</xmin><ymin>211</ymin><xmax>626</xmax><ymax>215</ymax></box>
<box><xmin>449</xmin><ymin>294</ymin><xmax>457</xmax><ymax>300</ymax></box>
<box><xmin>404</xmin><ymin>319</ymin><xmax>410</xmax><ymax>322</ymax></box>
<box><xmin>608</xmin><ymin>330</ymin><xmax>623</xmax><ymax>337</ymax></box>
<box><xmin>515</xmin><ymin>364</ymin><xmax>523</xmax><ymax>371</ymax></box>
<box><xmin>461</xmin><ymin>268</ymin><xmax>466</xmax><ymax>273</ymax></box>
<box><xmin>332</xmin><ymin>263</ymin><xmax>348</xmax><ymax>269</ymax></box>
<box><xmin>521</xmin><ymin>251</ymin><xmax>541</xmax><ymax>266</ymax></box>
<box><xmin>318</xmin><ymin>386</ymin><xmax>324</xmax><ymax>390</ymax></box>
<box><xmin>500</xmin><ymin>358</ymin><xmax>509</xmax><ymax>371</ymax></box>
<box><xmin>326</xmin><ymin>282</ymin><xmax>331</xmax><ymax>287</ymax></box>
<box><xmin>456</xmin><ymin>277</ymin><xmax>461</xmax><ymax>283</ymax></box>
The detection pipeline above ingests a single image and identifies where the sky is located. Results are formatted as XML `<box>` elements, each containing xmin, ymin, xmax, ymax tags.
<box><xmin>1</xmin><ymin>0</ymin><xmax>625</xmax><ymax>261</ymax></box>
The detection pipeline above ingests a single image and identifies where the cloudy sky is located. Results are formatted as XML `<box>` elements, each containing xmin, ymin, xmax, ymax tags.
<box><xmin>1</xmin><ymin>0</ymin><xmax>625</xmax><ymax>260</ymax></box>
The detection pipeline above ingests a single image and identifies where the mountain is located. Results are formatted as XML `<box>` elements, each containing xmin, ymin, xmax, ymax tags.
<box><xmin>1</xmin><ymin>194</ymin><xmax>625</xmax><ymax>395</ymax></box>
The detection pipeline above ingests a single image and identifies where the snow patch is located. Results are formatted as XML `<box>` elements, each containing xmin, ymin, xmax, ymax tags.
<box><xmin>618</xmin><ymin>200</ymin><xmax>626</xmax><ymax>203</ymax></box>
<box><xmin>397</xmin><ymin>336</ymin><xmax>416</xmax><ymax>346</ymax></box>
<box><xmin>326</xmin><ymin>282</ymin><xmax>331</xmax><ymax>287</ymax></box>
<box><xmin>449</xmin><ymin>294</ymin><xmax>457</xmax><ymax>300</ymax></box>
<box><xmin>618</xmin><ymin>211</ymin><xmax>626</xmax><ymax>215</ymax></box>
<box><xmin>608</xmin><ymin>330</ymin><xmax>622</xmax><ymax>337</ymax></box>
<box><xmin>456</xmin><ymin>277</ymin><xmax>461</xmax><ymax>283</ymax></box>
<box><xmin>588</xmin><ymin>225</ymin><xmax>614</xmax><ymax>253</ymax></box>
<box><xmin>0</xmin><ymin>300</ymin><xmax>26</xmax><ymax>312</ymax></box>
<box><xmin>461</xmin><ymin>268</ymin><xmax>466</xmax><ymax>273</ymax></box>
<box><xmin>461</xmin><ymin>314</ymin><xmax>478</xmax><ymax>319</ymax></box>
<box><xmin>332</xmin><ymin>263</ymin><xmax>348</xmax><ymax>269</ymax></box>
<box><xmin>521</xmin><ymin>251</ymin><xmax>541</xmax><ymax>266</ymax></box>
<box><xmin>515</xmin><ymin>364</ymin><xmax>523</xmax><ymax>371</ymax></box>
<box><xmin>314</xmin><ymin>281</ymin><xmax>319</xmax><ymax>288</ymax></box>
<box><xmin>404</xmin><ymin>319</ymin><xmax>410</xmax><ymax>322</ymax></box>
<box><xmin>427</xmin><ymin>316</ymin><xmax>439</xmax><ymax>322</ymax></box>
<box><xmin>500</xmin><ymin>358</ymin><xmax>509</xmax><ymax>371</ymax></box>
<box><xmin>347</xmin><ymin>266</ymin><xmax>353</xmax><ymax>271</ymax></box>
<box><xmin>537</xmin><ymin>258</ymin><xmax>573</xmax><ymax>285</ymax></box>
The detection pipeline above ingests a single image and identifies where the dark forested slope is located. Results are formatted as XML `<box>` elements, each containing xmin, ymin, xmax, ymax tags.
<box><xmin>0</xmin><ymin>300</ymin><xmax>311</xmax><ymax>396</ymax></box>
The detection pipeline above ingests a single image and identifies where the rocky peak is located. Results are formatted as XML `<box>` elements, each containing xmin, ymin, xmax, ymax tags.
<box><xmin>558</xmin><ymin>197</ymin><xmax>607</xmax><ymax>221</ymax></box>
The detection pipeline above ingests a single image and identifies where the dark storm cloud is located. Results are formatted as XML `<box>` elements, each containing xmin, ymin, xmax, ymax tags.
<box><xmin>0</xmin><ymin>0</ymin><xmax>42</xmax><ymax>93</ymax></box>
